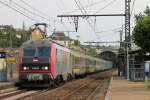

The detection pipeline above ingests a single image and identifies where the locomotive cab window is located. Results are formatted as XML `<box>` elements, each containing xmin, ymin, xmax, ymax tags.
<box><xmin>23</xmin><ymin>48</ymin><xmax>36</xmax><ymax>57</ymax></box>
<box><xmin>37</xmin><ymin>47</ymin><xmax>50</xmax><ymax>57</ymax></box>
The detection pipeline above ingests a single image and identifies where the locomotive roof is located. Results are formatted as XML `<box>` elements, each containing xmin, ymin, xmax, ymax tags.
<box><xmin>21</xmin><ymin>39</ymin><xmax>51</xmax><ymax>48</ymax></box>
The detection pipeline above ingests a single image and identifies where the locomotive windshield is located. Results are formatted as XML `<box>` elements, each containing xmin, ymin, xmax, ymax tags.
<box><xmin>37</xmin><ymin>47</ymin><xmax>50</xmax><ymax>57</ymax></box>
<box><xmin>23</xmin><ymin>47</ymin><xmax>50</xmax><ymax>57</ymax></box>
<box><xmin>23</xmin><ymin>48</ymin><xmax>36</xmax><ymax>57</ymax></box>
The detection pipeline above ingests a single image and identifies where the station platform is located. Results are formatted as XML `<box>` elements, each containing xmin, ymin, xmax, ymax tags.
<box><xmin>107</xmin><ymin>74</ymin><xmax>150</xmax><ymax>100</ymax></box>
<box><xmin>0</xmin><ymin>81</ymin><xmax>15</xmax><ymax>90</ymax></box>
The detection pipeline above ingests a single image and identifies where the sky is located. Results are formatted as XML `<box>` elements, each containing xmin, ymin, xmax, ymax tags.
<box><xmin>0</xmin><ymin>0</ymin><xmax>149</xmax><ymax>46</ymax></box>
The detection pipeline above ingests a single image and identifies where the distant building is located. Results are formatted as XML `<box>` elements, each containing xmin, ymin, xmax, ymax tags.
<box><xmin>16</xmin><ymin>29</ymin><xmax>31</xmax><ymax>41</ymax></box>
<box><xmin>16</xmin><ymin>27</ymin><xmax>46</xmax><ymax>41</ymax></box>
<box><xmin>50</xmin><ymin>32</ymin><xmax>74</xmax><ymax>47</ymax></box>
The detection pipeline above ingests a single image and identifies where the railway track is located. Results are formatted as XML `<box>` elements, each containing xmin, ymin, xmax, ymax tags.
<box><xmin>29</xmin><ymin>69</ymin><xmax>112</xmax><ymax>100</ymax></box>
<box><xmin>0</xmin><ymin>87</ymin><xmax>18</xmax><ymax>94</ymax></box>
<box><xmin>0</xmin><ymin>70</ymin><xmax>112</xmax><ymax>100</ymax></box>
<box><xmin>60</xmin><ymin>75</ymin><xmax>110</xmax><ymax>100</ymax></box>
<box><xmin>26</xmin><ymin>78</ymin><xmax>90</xmax><ymax>100</ymax></box>
<box><xmin>0</xmin><ymin>88</ymin><xmax>49</xmax><ymax>100</ymax></box>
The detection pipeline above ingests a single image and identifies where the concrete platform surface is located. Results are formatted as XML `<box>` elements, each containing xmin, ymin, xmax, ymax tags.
<box><xmin>0</xmin><ymin>81</ymin><xmax>15</xmax><ymax>90</ymax></box>
<box><xmin>108</xmin><ymin>76</ymin><xmax>150</xmax><ymax>100</ymax></box>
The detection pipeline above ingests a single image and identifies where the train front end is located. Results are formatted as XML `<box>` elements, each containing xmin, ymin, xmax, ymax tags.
<box><xmin>18</xmin><ymin>40</ymin><xmax>52</xmax><ymax>88</ymax></box>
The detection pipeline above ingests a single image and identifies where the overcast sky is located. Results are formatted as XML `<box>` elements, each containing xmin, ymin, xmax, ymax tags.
<box><xmin>0</xmin><ymin>0</ymin><xmax>149</xmax><ymax>45</ymax></box>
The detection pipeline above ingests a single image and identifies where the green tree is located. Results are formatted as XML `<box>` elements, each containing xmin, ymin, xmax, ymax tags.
<box><xmin>133</xmin><ymin>6</ymin><xmax>150</xmax><ymax>52</ymax></box>
<box><xmin>0</xmin><ymin>25</ymin><xmax>23</xmax><ymax>48</ymax></box>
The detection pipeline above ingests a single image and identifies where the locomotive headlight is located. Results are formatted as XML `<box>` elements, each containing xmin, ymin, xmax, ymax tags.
<box><xmin>23</xmin><ymin>66</ymin><xmax>27</xmax><ymax>70</ymax></box>
<box><xmin>45</xmin><ymin>66</ymin><xmax>48</xmax><ymax>70</ymax></box>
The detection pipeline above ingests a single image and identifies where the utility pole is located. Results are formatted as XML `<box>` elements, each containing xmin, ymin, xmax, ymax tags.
<box><xmin>125</xmin><ymin>0</ymin><xmax>131</xmax><ymax>80</ymax></box>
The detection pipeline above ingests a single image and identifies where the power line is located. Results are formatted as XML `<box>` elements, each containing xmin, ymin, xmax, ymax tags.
<box><xmin>20</xmin><ymin>0</ymin><xmax>63</xmax><ymax>24</ymax></box>
<box><xmin>10</xmin><ymin>0</ymin><xmax>50</xmax><ymax>22</ymax></box>
<box><xmin>63</xmin><ymin>0</ymin><xmax>107</xmax><ymax>14</ymax></box>
<box><xmin>77</xmin><ymin>0</ymin><xmax>99</xmax><ymax>32</ymax></box>
<box><xmin>13</xmin><ymin>0</ymin><xmax>53</xmax><ymax>28</ymax></box>
<box><xmin>0</xmin><ymin>0</ymin><xmax>53</xmax><ymax>30</ymax></box>
<box><xmin>73</xmin><ymin>0</ymin><xmax>101</xmax><ymax>40</ymax></box>
<box><xmin>12</xmin><ymin>0</ymin><xmax>54</xmax><ymax>30</ymax></box>
<box><xmin>50</xmin><ymin>1</ymin><xmax>74</xmax><ymax>32</ymax></box>
<box><xmin>94</xmin><ymin>0</ymin><xmax>117</xmax><ymax>14</ymax></box>
<box><xmin>96</xmin><ymin>27</ymin><xmax>122</xmax><ymax>33</ymax></box>
<box><xmin>74</xmin><ymin>0</ymin><xmax>85</xmax><ymax>14</ymax></box>
<box><xmin>59</xmin><ymin>0</ymin><xmax>123</xmax><ymax>40</ymax></box>
<box><xmin>76</xmin><ymin>0</ymin><xmax>99</xmax><ymax>35</ymax></box>
<box><xmin>0</xmin><ymin>0</ymin><xmax>37</xmax><ymax>22</ymax></box>
<box><xmin>57</xmin><ymin>0</ymin><xmax>67</xmax><ymax>11</ymax></box>
<box><xmin>74</xmin><ymin>0</ymin><xmax>122</xmax><ymax>41</ymax></box>
<box><xmin>20</xmin><ymin>0</ymin><xmax>51</xmax><ymax>18</ymax></box>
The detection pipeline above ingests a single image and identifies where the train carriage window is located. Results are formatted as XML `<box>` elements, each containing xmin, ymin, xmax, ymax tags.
<box><xmin>37</xmin><ymin>47</ymin><xmax>50</xmax><ymax>57</ymax></box>
<box><xmin>23</xmin><ymin>48</ymin><xmax>36</xmax><ymax>57</ymax></box>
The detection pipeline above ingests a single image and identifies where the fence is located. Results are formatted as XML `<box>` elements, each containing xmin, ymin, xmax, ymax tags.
<box><xmin>129</xmin><ymin>56</ymin><xmax>145</xmax><ymax>81</ymax></box>
<box><xmin>129</xmin><ymin>68</ymin><xmax>145</xmax><ymax>81</ymax></box>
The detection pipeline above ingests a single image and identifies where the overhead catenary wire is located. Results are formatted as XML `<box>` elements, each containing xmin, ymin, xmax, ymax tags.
<box><xmin>63</xmin><ymin>0</ymin><xmax>107</xmax><ymax>14</ymax></box>
<box><xmin>96</xmin><ymin>27</ymin><xmax>123</xmax><ymax>33</ymax></box>
<box><xmin>0</xmin><ymin>0</ymin><xmax>54</xmax><ymax>30</ymax></box>
<box><xmin>9</xmin><ymin>0</ymin><xmax>50</xmax><ymax>22</ymax></box>
<box><xmin>0</xmin><ymin>0</ymin><xmax>37</xmax><ymax>22</ymax></box>
<box><xmin>16</xmin><ymin>0</ymin><xmax>55</xmax><ymax>29</ymax></box>
<box><xmin>59</xmin><ymin>0</ymin><xmax>125</xmax><ymax>42</ymax></box>
<box><xmin>20</xmin><ymin>0</ymin><xmax>51</xmax><ymax>19</ymax></box>
<box><xmin>78</xmin><ymin>0</ymin><xmax>100</xmax><ymax>34</ymax></box>
<box><xmin>73</xmin><ymin>0</ymin><xmax>101</xmax><ymax>41</ymax></box>
<box><xmin>96</xmin><ymin>26</ymin><xmax>134</xmax><ymax>36</ymax></box>
<box><xmin>20</xmin><ymin>0</ymin><xmax>63</xmax><ymax>22</ymax></box>
<box><xmin>20</xmin><ymin>0</ymin><xmax>72</xmax><ymax>30</ymax></box>
<box><xmin>52</xmin><ymin>0</ymin><xmax>77</xmax><ymax>32</ymax></box>
<box><xmin>57</xmin><ymin>0</ymin><xmax>68</xmax><ymax>11</ymax></box>
<box><xmin>94</xmin><ymin>0</ymin><xmax>117</xmax><ymax>14</ymax></box>
<box><xmin>1</xmin><ymin>0</ymin><xmax>76</xmax><ymax>33</ymax></box>
<box><xmin>74</xmin><ymin>0</ymin><xmax>121</xmax><ymax>40</ymax></box>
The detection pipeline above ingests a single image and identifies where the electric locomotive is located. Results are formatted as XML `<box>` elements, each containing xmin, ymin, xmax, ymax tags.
<box><xmin>18</xmin><ymin>39</ymin><xmax>72</xmax><ymax>87</ymax></box>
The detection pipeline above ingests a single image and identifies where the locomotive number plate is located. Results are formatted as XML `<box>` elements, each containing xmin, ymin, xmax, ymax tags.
<box><xmin>28</xmin><ymin>74</ymin><xmax>43</xmax><ymax>80</ymax></box>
